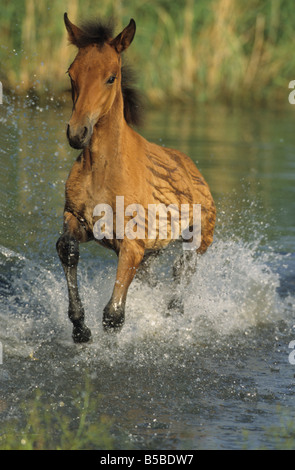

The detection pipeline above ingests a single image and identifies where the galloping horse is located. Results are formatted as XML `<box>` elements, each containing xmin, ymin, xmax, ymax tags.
<box><xmin>56</xmin><ymin>13</ymin><xmax>216</xmax><ymax>343</ymax></box>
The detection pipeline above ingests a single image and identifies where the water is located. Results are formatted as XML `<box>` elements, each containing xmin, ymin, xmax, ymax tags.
<box><xmin>0</xmin><ymin>95</ymin><xmax>295</xmax><ymax>449</ymax></box>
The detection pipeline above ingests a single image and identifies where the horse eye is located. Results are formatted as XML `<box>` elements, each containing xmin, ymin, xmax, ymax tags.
<box><xmin>107</xmin><ymin>75</ymin><xmax>116</xmax><ymax>84</ymax></box>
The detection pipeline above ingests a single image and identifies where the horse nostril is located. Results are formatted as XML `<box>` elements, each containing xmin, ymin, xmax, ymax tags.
<box><xmin>66</xmin><ymin>123</ymin><xmax>91</xmax><ymax>149</ymax></box>
<box><xmin>82</xmin><ymin>126</ymin><xmax>88</xmax><ymax>141</ymax></box>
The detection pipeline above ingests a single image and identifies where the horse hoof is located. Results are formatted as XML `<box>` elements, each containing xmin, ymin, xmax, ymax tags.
<box><xmin>167</xmin><ymin>296</ymin><xmax>184</xmax><ymax>315</ymax></box>
<box><xmin>102</xmin><ymin>301</ymin><xmax>125</xmax><ymax>332</ymax></box>
<box><xmin>72</xmin><ymin>324</ymin><xmax>92</xmax><ymax>343</ymax></box>
<box><xmin>102</xmin><ymin>317</ymin><xmax>124</xmax><ymax>332</ymax></box>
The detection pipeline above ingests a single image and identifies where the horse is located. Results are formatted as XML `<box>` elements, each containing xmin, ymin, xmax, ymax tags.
<box><xmin>56</xmin><ymin>13</ymin><xmax>216</xmax><ymax>343</ymax></box>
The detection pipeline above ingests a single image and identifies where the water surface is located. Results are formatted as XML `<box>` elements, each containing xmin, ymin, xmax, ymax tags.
<box><xmin>0</xmin><ymin>96</ymin><xmax>294</xmax><ymax>449</ymax></box>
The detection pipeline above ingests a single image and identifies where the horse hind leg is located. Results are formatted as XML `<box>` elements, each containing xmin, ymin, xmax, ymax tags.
<box><xmin>134</xmin><ymin>250</ymin><xmax>160</xmax><ymax>288</ymax></box>
<box><xmin>167</xmin><ymin>248</ymin><xmax>198</xmax><ymax>315</ymax></box>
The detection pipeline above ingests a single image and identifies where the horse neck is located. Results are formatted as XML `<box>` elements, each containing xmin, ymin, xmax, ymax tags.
<box><xmin>88</xmin><ymin>90</ymin><xmax>125</xmax><ymax>165</ymax></box>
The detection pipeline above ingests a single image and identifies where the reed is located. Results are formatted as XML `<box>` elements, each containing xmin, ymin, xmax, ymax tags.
<box><xmin>0</xmin><ymin>381</ymin><xmax>115</xmax><ymax>450</ymax></box>
<box><xmin>0</xmin><ymin>0</ymin><xmax>294</xmax><ymax>106</ymax></box>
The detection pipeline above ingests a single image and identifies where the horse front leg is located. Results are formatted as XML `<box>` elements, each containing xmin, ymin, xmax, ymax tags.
<box><xmin>103</xmin><ymin>241</ymin><xmax>145</xmax><ymax>330</ymax></box>
<box><xmin>56</xmin><ymin>212</ymin><xmax>92</xmax><ymax>343</ymax></box>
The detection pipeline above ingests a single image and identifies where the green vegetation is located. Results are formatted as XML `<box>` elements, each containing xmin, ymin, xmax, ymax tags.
<box><xmin>0</xmin><ymin>379</ymin><xmax>115</xmax><ymax>450</ymax></box>
<box><xmin>243</xmin><ymin>407</ymin><xmax>295</xmax><ymax>450</ymax></box>
<box><xmin>2</xmin><ymin>387</ymin><xmax>295</xmax><ymax>450</ymax></box>
<box><xmin>0</xmin><ymin>0</ymin><xmax>294</xmax><ymax>106</ymax></box>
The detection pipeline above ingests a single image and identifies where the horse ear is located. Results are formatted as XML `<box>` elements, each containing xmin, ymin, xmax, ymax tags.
<box><xmin>110</xmin><ymin>19</ymin><xmax>136</xmax><ymax>53</ymax></box>
<box><xmin>64</xmin><ymin>13</ymin><xmax>83</xmax><ymax>46</ymax></box>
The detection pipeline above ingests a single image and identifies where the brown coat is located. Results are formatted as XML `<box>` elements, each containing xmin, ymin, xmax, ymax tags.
<box><xmin>56</xmin><ymin>14</ymin><xmax>216</xmax><ymax>343</ymax></box>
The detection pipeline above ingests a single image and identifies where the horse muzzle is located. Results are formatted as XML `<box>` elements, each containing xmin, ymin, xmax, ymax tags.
<box><xmin>66</xmin><ymin>121</ymin><xmax>93</xmax><ymax>149</ymax></box>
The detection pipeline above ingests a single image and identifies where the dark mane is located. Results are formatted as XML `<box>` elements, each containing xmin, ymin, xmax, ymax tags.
<box><xmin>75</xmin><ymin>18</ymin><xmax>144</xmax><ymax>127</ymax></box>
<box><xmin>121</xmin><ymin>65</ymin><xmax>143</xmax><ymax>127</ymax></box>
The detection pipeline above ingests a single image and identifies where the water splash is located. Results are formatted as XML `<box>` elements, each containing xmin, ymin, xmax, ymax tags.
<box><xmin>0</xmin><ymin>230</ymin><xmax>291</xmax><ymax>367</ymax></box>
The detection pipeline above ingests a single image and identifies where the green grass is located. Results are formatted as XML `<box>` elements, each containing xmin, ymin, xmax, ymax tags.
<box><xmin>243</xmin><ymin>406</ymin><xmax>295</xmax><ymax>450</ymax></box>
<box><xmin>0</xmin><ymin>377</ymin><xmax>115</xmax><ymax>450</ymax></box>
<box><xmin>0</xmin><ymin>0</ymin><xmax>295</xmax><ymax>106</ymax></box>
<box><xmin>2</xmin><ymin>388</ymin><xmax>295</xmax><ymax>450</ymax></box>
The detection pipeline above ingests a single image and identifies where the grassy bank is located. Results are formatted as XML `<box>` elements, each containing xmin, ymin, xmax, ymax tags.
<box><xmin>0</xmin><ymin>0</ymin><xmax>295</xmax><ymax>107</ymax></box>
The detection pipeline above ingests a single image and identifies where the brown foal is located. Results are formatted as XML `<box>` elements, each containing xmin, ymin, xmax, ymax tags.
<box><xmin>56</xmin><ymin>13</ymin><xmax>216</xmax><ymax>343</ymax></box>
